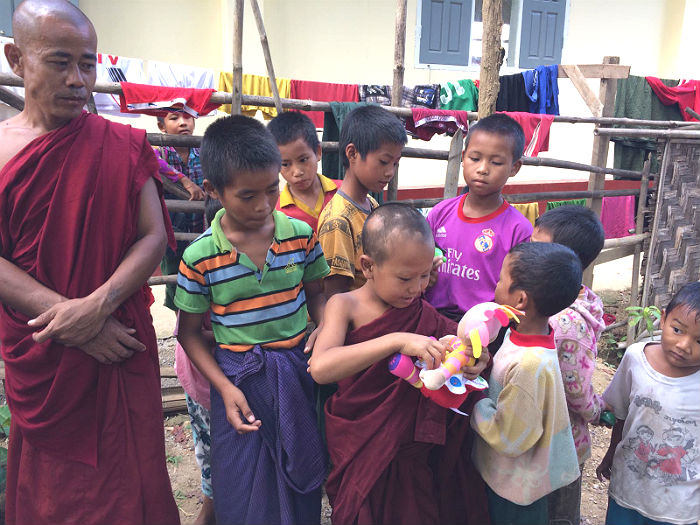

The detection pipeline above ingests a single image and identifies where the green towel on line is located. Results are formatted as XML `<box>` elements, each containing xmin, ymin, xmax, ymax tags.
<box><xmin>547</xmin><ymin>199</ymin><xmax>586</xmax><ymax>210</ymax></box>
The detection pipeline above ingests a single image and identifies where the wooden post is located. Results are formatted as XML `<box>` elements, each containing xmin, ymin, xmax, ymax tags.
<box><xmin>249</xmin><ymin>0</ymin><xmax>283</xmax><ymax>115</ymax></box>
<box><xmin>627</xmin><ymin>158</ymin><xmax>651</xmax><ymax>344</ymax></box>
<box><xmin>388</xmin><ymin>0</ymin><xmax>408</xmax><ymax>202</ymax></box>
<box><xmin>0</xmin><ymin>86</ymin><xmax>24</xmax><ymax>111</ymax></box>
<box><xmin>231</xmin><ymin>0</ymin><xmax>244</xmax><ymax>116</ymax></box>
<box><xmin>583</xmin><ymin>56</ymin><xmax>619</xmax><ymax>287</ymax></box>
<box><xmin>444</xmin><ymin>129</ymin><xmax>464</xmax><ymax>198</ymax></box>
<box><xmin>478</xmin><ymin>0</ymin><xmax>503</xmax><ymax>119</ymax></box>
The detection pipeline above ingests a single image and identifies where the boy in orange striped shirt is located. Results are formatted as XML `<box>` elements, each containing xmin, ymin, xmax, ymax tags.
<box><xmin>175</xmin><ymin>115</ymin><xmax>329</xmax><ymax>525</ymax></box>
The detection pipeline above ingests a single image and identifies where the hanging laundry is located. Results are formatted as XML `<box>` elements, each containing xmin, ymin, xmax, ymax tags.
<box><xmin>321</xmin><ymin>102</ymin><xmax>369</xmax><ymax>181</ymax></box>
<box><xmin>359</xmin><ymin>85</ymin><xmax>392</xmax><ymax>105</ymax></box>
<box><xmin>495</xmin><ymin>73</ymin><xmax>531</xmax><ymax>112</ymax></box>
<box><xmin>498</xmin><ymin>112</ymin><xmax>555</xmax><ymax>157</ymax></box>
<box><xmin>290</xmin><ymin>80</ymin><xmax>359</xmax><ymax>128</ymax></box>
<box><xmin>612</xmin><ymin>76</ymin><xmax>682</xmax><ymax>174</ymax></box>
<box><xmin>600</xmin><ymin>196</ymin><xmax>635</xmax><ymax>239</ymax></box>
<box><xmin>522</xmin><ymin>65</ymin><xmax>560</xmax><ymax>115</ymax></box>
<box><xmin>546</xmin><ymin>199</ymin><xmax>586</xmax><ymax>210</ymax></box>
<box><xmin>218</xmin><ymin>72</ymin><xmax>291</xmax><ymax>118</ymax></box>
<box><xmin>512</xmin><ymin>202</ymin><xmax>540</xmax><ymax>226</ymax></box>
<box><xmin>118</xmin><ymin>82</ymin><xmax>220</xmax><ymax>117</ymax></box>
<box><xmin>405</xmin><ymin>108</ymin><xmax>469</xmax><ymax>141</ymax></box>
<box><xmin>403</xmin><ymin>84</ymin><xmax>440</xmax><ymax>109</ymax></box>
<box><xmin>439</xmin><ymin>79</ymin><xmax>478</xmax><ymax>111</ymax></box>
<box><xmin>95</xmin><ymin>52</ymin><xmax>145</xmax><ymax>115</ymax></box>
<box><xmin>645</xmin><ymin>77</ymin><xmax>700</xmax><ymax>122</ymax></box>
<box><xmin>359</xmin><ymin>84</ymin><xmax>441</xmax><ymax>109</ymax></box>
<box><xmin>147</xmin><ymin>60</ymin><xmax>215</xmax><ymax>89</ymax></box>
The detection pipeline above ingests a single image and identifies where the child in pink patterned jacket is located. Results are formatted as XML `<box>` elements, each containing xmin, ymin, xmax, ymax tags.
<box><xmin>531</xmin><ymin>205</ymin><xmax>607</xmax><ymax>525</ymax></box>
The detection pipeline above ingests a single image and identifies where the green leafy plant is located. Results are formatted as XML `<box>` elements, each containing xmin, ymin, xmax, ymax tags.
<box><xmin>626</xmin><ymin>305</ymin><xmax>662</xmax><ymax>340</ymax></box>
<box><xmin>0</xmin><ymin>405</ymin><xmax>11</xmax><ymax>438</ymax></box>
<box><xmin>166</xmin><ymin>454</ymin><xmax>182</xmax><ymax>466</ymax></box>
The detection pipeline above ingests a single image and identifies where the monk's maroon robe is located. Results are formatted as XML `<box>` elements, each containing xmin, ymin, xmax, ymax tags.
<box><xmin>324</xmin><ymin>298</ymin><xmax>489</xmax><ymax>525</ymax></box>
<box><xmin>0</xmin><ymin>112</ymin><xmax>179</xmax><ymax>524</ymax></box>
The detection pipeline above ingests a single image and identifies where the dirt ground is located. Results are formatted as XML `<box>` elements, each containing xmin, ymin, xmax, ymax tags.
<box><xmin>160</xmin><ymin>289</ymin><xmax>629</xmax><ymax>524</ymax></box>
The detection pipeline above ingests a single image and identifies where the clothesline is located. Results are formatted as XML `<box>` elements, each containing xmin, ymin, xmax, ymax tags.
<box><xmin>0</xmin><ymin>72</ymin><xmax>696</xmax><ymax>129</ymax></box>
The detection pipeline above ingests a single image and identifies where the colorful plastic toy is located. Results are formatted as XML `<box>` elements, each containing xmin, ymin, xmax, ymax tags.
<box><xmin>420</xmin><ymin>302</ymin><xmax>523</xmax><ymax>391</ymax></box>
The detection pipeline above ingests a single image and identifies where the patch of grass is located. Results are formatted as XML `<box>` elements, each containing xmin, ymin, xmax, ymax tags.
<box><xmin>167</xmin><ymin>454</ymin><xmax>182</xmax><ymax>466</ymax></box>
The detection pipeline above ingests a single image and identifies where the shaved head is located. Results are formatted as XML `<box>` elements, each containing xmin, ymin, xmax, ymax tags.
<box><xmin>362</xmin><ymin>203</ymin><xmax>434</xmax><ymax>264</ymax></box>
<box><xmin>13</xmin><ymin>0</ymin><xmax>96</xmax><ymax>50</ymax></box>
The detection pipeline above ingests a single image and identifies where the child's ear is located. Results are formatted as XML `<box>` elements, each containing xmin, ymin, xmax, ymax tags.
<box><xmin>202</xmin><ymin>180</ymin><xmax>219</xmax><ymax>200</ymax></box>
<box><xmin>315</xmin><ymin>144</ymin><xmax>322</xmax><ymax>159</ymax></box>
<box><xmin>660</xmin><ymin>308</ymin><xmax>667</xmax><ymax>329</ymax></box>
<box><xmin>345</xmin><ymin>143</ymin><xmax>357</xmax><ymax>164</ymax></box>
<box><xmin>359</xmin><ymin>254</ymin><xmax>374</xmax><ymax>279</ymax></box>
<box><xmin>513</xmin><ymin>289</ymin><xmax>528</xmax><ymax>312</ymax></box>
<box><xmin>510</xmin><ymin>159</ymin><xmax>523</xmax><ymax>178</ymax></box>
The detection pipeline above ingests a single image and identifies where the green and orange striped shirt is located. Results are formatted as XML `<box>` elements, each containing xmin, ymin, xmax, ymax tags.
<box><xmin>174</xmin><ymin>209</ymin><xmax>329</xmax><ymax>352</ymax></box>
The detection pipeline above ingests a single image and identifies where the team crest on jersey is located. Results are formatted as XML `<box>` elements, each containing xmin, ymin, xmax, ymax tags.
<box><xmin>474</xmin><ymin>229</ymin><xmax>495</xmax><ymax>253</ymax></box>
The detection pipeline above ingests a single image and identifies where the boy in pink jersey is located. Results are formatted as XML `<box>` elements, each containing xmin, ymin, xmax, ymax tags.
<box><xmin>426</xmin><ymin>114</ymin><xmax>532</xmax><ymax>321</ymax></box>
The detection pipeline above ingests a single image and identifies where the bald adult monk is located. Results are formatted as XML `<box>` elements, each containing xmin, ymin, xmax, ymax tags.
<box><xmin>0</xmin><ymin>1</ymin><xmax>180</xmax><ymax>523</ymax></box>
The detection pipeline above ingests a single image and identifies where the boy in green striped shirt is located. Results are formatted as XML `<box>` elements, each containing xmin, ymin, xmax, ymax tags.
<box><xmin>175</xmin><ymin>115</ymin><xmax>329</xmax><ymax>525</ymax></box>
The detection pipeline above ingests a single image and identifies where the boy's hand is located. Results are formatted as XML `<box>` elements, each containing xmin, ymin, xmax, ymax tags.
<box><xmin>221</xmin><ymin>384</ymin><xmax>262</xmax><ymax>434</ymax></box>
<box><xmin>399</xmin><ymin>334</ymin><xmax>447</xmax><ymax>370</ymax></box>
<box><xmin>461</xmin><ymin>348</ymin><xmax>490</xmax><ymax>380</ymax></box>
<box><xmin>304</xmin><ymin>324</ymin><xmax>322</xmax><ymax>354</ymax></box>
<box><xmin>596</xmin><ymin>451</ymin><xmax>614</xmax><ymax>482</ymax></box>
<box><xmin>428</xmin><ymin>255</ymin><xmax>444</xmax><ymax>287</ymax></box>
<box><xmin>181</xmin><ymin>177</ymin><xmax>205</xmax><ymax>201</ymax></box>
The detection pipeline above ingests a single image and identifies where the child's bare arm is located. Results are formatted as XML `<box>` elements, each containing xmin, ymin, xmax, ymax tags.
<box><xmin>178</xmin><ymin>311</ymin><xmax>261</xmax><ymax>434</ymax></box>
<box><xmin>596</xmin><ymin>419</ymin><xmax>624</xmax><ymax>481</ymax></box>
<box><xmin>303</xmin><ymin>278</ymin><xmax>326</xmax><ymax>353</ymax></box>
<box><xmin>309</xmin><ymin>295</ymin><xmax>446</xmax><ymax>384</ymax></box>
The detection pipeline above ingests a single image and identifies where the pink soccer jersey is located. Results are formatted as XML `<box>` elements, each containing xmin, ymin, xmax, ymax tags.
<box><xmin>425</xmin><ymin>194</ymin><xmax>533</xmax><ymax>316</ymax></box>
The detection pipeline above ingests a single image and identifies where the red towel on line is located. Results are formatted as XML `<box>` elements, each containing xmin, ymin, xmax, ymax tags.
<box><xmin>646</xmin><ymin>77</ymin><xmax>700</xmax><ymax>122</ymax></box>
<box><xmin>119</xmin><ymin>82</ymin><xmax>220</xmax><ymax>117</ymax></box>
<box><xmin>289</xmin><ymin>79</ymin><xmax>359</xmax><ymax>128</ymax></box>
<box><xmin>498</xmin><ymin>111</ymin><xmax>555</xmax><ymax>157</ymax></box>
<box><xmin>406</xmin><ymin>108</ymin><xmax>470</xmax><ymax>141</ymax></box>
<box><xmin>601</xmin><ymin>195</ymin><xmax>635</xmax><ymax>239</ymax></box>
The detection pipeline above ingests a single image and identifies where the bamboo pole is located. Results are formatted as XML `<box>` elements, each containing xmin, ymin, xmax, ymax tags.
<box><xmin>595</xmin><ymin>127</ymin><xmax>700</xmax><ymax>139</ymax></box>
<box><xmin>1</xmin><ymin>72</ymin><xmax>695</xmax><ymax>128</ymax></box>
<box><xmin>627</xmin><ymin>159</ymin><xmax>651</xmax><ymax>344</ymax></box>
<box><xmin>478</xmin><ymin>0</ymin><xmax>503</xmax><ymax>118</ymax></box>
<box><xmin>444</xmin><ymin>129</ymin><xmax>463</xmax><ymax>198</ymax></box>
<box><xmin>248</xmin><ymin>0</ymin><xmax>283</xmax><ymax>115</ymax></box>
<box><xmin>388</xmin><ymin>0</ymin><xmax>408</xmax><ymax>202</ymax></box>
<box><xmin>231</xmin><ymin>0</ymin><xmax>244</xmax><ymax>115</ymax></box>
<box><xmin>0</xmin><ymin>86</ymin><xmax>24</xmax><ymax>111</ymax></box>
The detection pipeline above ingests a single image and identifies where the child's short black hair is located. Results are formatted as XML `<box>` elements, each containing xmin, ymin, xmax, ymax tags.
<box><xmin>201</xmin><ymin>115</ymin><xmax>281</xmax><ymax>192</ymax></box>
<box><xmin>666</xmin><ymin>282</ymin><xmax>700</xmax><ymax>322</ymax></box>
<box><xmin>508</xmin><ymin>242</ymin><xmax>582</xmax><ymax>317</ymax></box>
<box><xmin>340</xmin><ymin>105</ymin><xmax>407</xmax><ymax>168</ymax></box>
<box><xmin>204</xmin><ymin>195</ymin><xmax>223</xmax><ymax>224</ymax></box>
<box><xmin>362</xmin><ymin>203</ymin><xmax>433</xmax><ymax>264</ymax></box>
<box><xmin>535</xmin><ymin>205</ymin><xmax>605</xmax><ymax>270</ymax></box>
<box><xmin>267</xmin><ymin>111</ymin><xmax>320</xmax><ymax>151</ymax></box>
<box><xmin>465</xmin><ymin>113</ymin><xmax>525</xmax><ymax>162</ymax></box>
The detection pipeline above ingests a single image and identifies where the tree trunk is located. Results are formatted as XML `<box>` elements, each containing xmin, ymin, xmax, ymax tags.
<box><xmin>478</xmin><ymin>0</ymin><xmax>503</xmax><ymax>119</ymax></box>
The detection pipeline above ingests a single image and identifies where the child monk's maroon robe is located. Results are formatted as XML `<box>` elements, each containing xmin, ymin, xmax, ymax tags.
<box><xmin>0</xmin><ymin>112</ymin><xmax>179</xmax><ymax>524</ymax></box>
<box><xmin>324</xmin><ymin>298</ymin><xmax>490</xmax><ymax>525</ymax></box>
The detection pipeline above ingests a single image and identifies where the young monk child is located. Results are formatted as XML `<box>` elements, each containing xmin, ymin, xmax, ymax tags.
<box><xmin>154</xmin><ymin>111</ymin><xmax>206</xmax><ymax>311</ymax></box>
<box><xmin>310</xmin><ymin>203</ymin><xmax>491</xmax><ymax>525</ymax></box>
<box><xmin>175</xmin><ymin>115</ymin><xmax>330</xmax><ymax>525</ymax></box>
<box><xmin>596</xmin><ymin>282</ymin><xmax>699</xmax><ymax>525</ymax></box>
<box><xmin>317</xmin><ymin>105</ymin><xmax>407</xmax><ymax>296</ymax></box>
<box><xmin>469</xmin><ymin>242</ymin><xmax>582</xmax><ymax>525</ymax></box>
<box><xmin>173</xmin><ymin>196</ymin><xmax>222</xmax><ymax>525</ymax></box>
<box><xmin>532</xmin><ymin>205</ymin><xmax>607</xmax><ymax>525</ymax></box>
<box><xmin>268</xmin><ymin>111</ymin><xmax>340</xmax><ymax>232</ymax></box>
<box><xmin>426</xmin><ymin>113</ymin><xmax>533</xmax><ymax>321</ymax></box>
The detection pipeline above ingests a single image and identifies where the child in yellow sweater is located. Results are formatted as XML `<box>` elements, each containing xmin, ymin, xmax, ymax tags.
<box><xmin>469</xmin><ymin>242</ymin><xmax>582</xmax><ymax>525</ymax></box>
